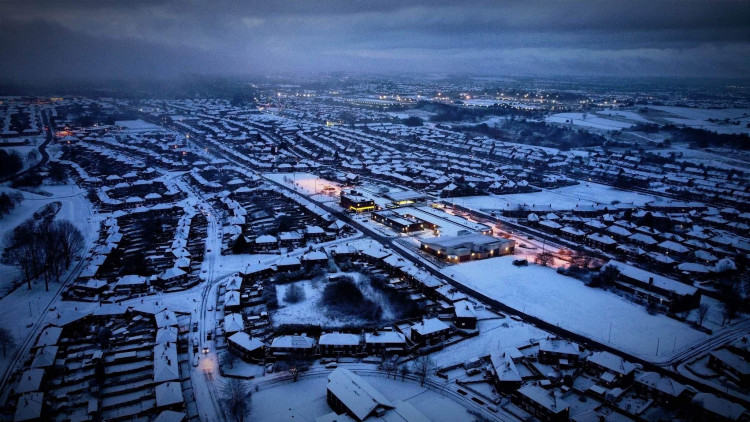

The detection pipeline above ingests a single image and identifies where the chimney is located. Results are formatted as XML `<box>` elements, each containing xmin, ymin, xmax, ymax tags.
<box><xmin>649</xmin><ymin>277</ymin><xmax>654</xmax><ymax>285</ymax></box>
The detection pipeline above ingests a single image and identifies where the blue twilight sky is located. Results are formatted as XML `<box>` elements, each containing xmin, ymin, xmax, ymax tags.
<box><xmin>0</xmin><ymin>0</ymin><xmax>748</xmax><ymax>81</ymax></box>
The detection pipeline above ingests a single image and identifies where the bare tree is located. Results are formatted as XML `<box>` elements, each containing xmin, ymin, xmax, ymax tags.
<box><xmin>54</xmin><ymin>220</ymin><xmax>84</xmax><ymax>267</ymax></box>
<box><xmin>411</xmin><ymin>355</ymin><xmax>435</xmax><ymax>386</ymax></box>
<box><xmin>381</xmin><ymin>353</ymin><xmax>398</xmax><ymax>379</ymax></box>
<box><xmin>697</xmin><ymin>303</ymin><xmax>710</xmax><ymax>326</ymax></box>
<box><xmin>400</xmin><ymin>365</ymin><xmax>409</xmax><ymax>381</ymax></box>
<box><xmin>0</xmin><ymin>327</ymin><xmax>16</xmax><ymax>358</ymax></box>
<box><xmin>535</xmin><ymin>251</ymin><xmax>554</xmax><ymax>267</ymax></box>
<box><xmin>570</xmin><ymin>252</ymin><xmax>590</xmax><ymax>269</ymax></box>
<box><xmin>3</xmin><ymin>218</ymin><xmax>83</xmax><ymax>291</ymax></box>
<box><xmin>221</xmin><ymin>378</ymin><xmax>252</xmax><ymax>422</ymax></box>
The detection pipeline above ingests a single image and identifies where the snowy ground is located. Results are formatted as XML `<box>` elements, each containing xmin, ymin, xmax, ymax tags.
<box><xmin>272</xmin><ymin>271</ymin><xmax>396</xmax><ymax>327</ymax></box>
<box><xmin>264</xmin><ymin>172</ymin><xmax>340</xmax><ymax>200</ymax></box>
<box><xmin>0</xmin><ymin>184</ymin><xmax>94</xmax><ymax>296</ymax></box>
<box><xmin>114</xmin><ymin>119</ymin><xmax>168</xmax><ymax>132</ymax></box>
<box><xmin>446</xmin><ymin>181</ymin><xmax>665</xmax><ymax>212</ymax></box>
<box><xmin>598</xmin><ymin>109</ymin><xmax>655</xmax><ymax>124</ymax></box>
<box><xmin>0</xmin><ymin>184</ymin><xmax>97</xmax><ymax>378</ymax></box>
<box><xmin>546</xmin><ymin>112</ymin><xmax>634</xmax><ymax>131</ymax></box>
<box><xmin>645</xmin><ymin>106</ymin><xmax>750</xmax><ymax>135</ymax></box>
<box><xmin>251</xmin><ymin>372</ymin><xmax>478</xmax><ymax>422</ymax></box>
<box><xmin>443</xmin><ymin>256</ymin><xmax>708</xmax><ymax>360</ymax></box>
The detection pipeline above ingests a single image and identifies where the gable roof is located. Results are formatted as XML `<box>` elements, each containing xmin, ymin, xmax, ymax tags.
<box><xmin>326</xmin><ymin>368</ymin><xmax>394</xmax><ymax>421</ymax></box>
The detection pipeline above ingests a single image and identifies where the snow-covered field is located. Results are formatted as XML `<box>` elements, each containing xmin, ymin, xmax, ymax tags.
<box><xmin>646</xmin><ymin>106</ymin><xmax>750</xmax><ymax>135</ymax></box>
<box><xmin>114</xmin><ymin>119</ymin><xmax>167</xmax><ymax>132</ymax></box>
<box><xmin>443</xmin><ymin>256</ymin><xmax>708</xmax><ymax>359</ymax></box>
<box><xmin>446</xmin><ymin>181</ymin><xmax>664</xmax><ymax>211</ymax></box>
<box><xmin>0</xmin><ymin>185</ymin><xmax>93</xmax><ymax>296</ymax></box>
<box><xmin>272</xmin><ymin>272</ymin><xmax>396</xmax><ymax>327</ymax></box>
<box><xmin>264</xmin><ymin>172</ymin><xmax>340</xmax><ymax>200</ymax></box>
<box><xmin>598</xmin><ymin>109</ymin><xmax>655</xmax><ymax>124</ymax></box>
<box><xmin>546</xmin><ymin>112</ymin><xmax>634</xmax><ymax>130</ymax></box>
<box><xmin>251</xmin><ymin>372</ymin><xmax>477</xmax><ymax>421</ymax></box>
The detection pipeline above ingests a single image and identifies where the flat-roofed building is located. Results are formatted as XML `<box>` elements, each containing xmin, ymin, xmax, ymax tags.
<box><xmin>420</xmin><ymin>233</ymin><xmax>514</xmax><ymax>262</ymax></box>
<box><xmin>340</xmin><ymin>191</ymin><xmax>376</xmax><ymax>213</ymax></box>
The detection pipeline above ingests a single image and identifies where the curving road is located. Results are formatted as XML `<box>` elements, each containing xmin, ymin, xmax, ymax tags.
<box><xmin>0</xmin><ymin>110</ymin><xmax>53</xmax><ymax>184</ymax></box>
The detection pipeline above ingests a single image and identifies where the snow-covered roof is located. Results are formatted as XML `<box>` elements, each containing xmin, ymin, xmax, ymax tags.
<box><xmin>539</xmin><ymin>338</ymin><xmax>579</xmax><ymax>356</ymax></box>
<box><xmin>605</xmin><ymin>260</ymin><xmax>698</xmax><ymax>296</ymax></box>
<box><xmin>224</xmin><ymin>313</ymin><xmax>245</xmax><ymax>333</ymax></box>
<box><xmin>31</xmin><ymin>346</ymin><xmax>58</xmax><ymax>368</ymax></box>
<box><xmin>636</xmin><ymin>372</ymin><xmax>685</xmax><ymax>397</ymax></box>
<box><xmin>153</xmin><ymin>342</ymin><xmax>179</xmax><ymax>383</ymax></box>
<box><xmin>153</xmin><ymin>410</ymin><xmax>187</xmax><ymax>422</ymax></box>
<box><xmin>154</xmin><ymin>309</ymin><xmax>179</xmax><ymax>328</ymax></box>
<box><xmin>302</xmin><ymin>250</ymin><xmax>328</xmax><ymax>261</ymax></box>
<box><xmin>517</xmin><ymin>385</ymin><xmax>569</xmax><ymax>414</ymax></box>
<box><xmin>156</xmin><ymin>326</ymin><xmax>179</xmax><ymax>345</ymax></box>
<box><xmin>453</xmin><ymin>300</ymin><xmax>476</xmax><ymax>319</ymax></box>
<box><xmin>224</xmin><ymin>291</ymin><xmax>241</xmax><ymax>307</ymax></box>
<box><xmin>364</xmin><ymin>331</ymin><xmax>406</xmax><ymax>344</ymax></box>
<box><xmin>319</xmin><ymin>333</ymin><xmax>361</xmax><ymax>347</ymax></box>
<box><xmin>16</xmin><ymin>369</ymin><xmax>44</xmax><ymax>394</ymax></box>
<box><xmin>692</xmin><ymin>392</ymin><xmax>746</xmax><ymax>420</ymax></box>
<box><xmin>34</xmin><ymin>326</ymin><xmax>62</xmax><ymax>348</ymax></box>
<box><xmin>326</xmin><ymin>368</ymin><xmax>394</xmax><ymax>421</ymax></box>
<box><xmin>155</xmin><ymin>381</ymin><xmax>183</xmax><ymax>408</ymax></box>
<box><xmin>228</xmin><ymin>332</ymin><xmax>265</xmax><ymax>352</ymax></box>
<box><xmin>411</xmin><ymin>318</ymin><xmax>450</xmax><ymax>336</ymax></box>
<box><xmin>490</xmin><ymin>351</ymin><xmax>521</xmax><ymax>382</ymax></box>
<box><xmin>255</xmin><ymin>234</ymin><xmax>278</xmax><ymax>244</ymax></box>
<box><xmin>271</xmin><ymin>335</ymin><xmax>316</xmax><ymax>349</ymax></box>
<box><xmin>586</xmin><ymin>351</ymin><xmax>636</xmax><ymax>376</ymax></box>
<box><xmin>14</xmin><ymin>392</ymin><xmax>44</xmax><ymax>422</ymax></box>
<box><xmin>277</xmin><ymin>256</ymin><xmax>301</xmax><ymax>267</ymax></box>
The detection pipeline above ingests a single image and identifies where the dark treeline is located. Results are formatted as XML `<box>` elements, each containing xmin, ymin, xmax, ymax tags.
<box><xmin>0</xmin><ymin>150</ymin><xmax>23</xmax><ymax>177</ymax></box>
<box><xmin>633</xmin><ymin>123</ymin><xmax>750</xmax><ymax>150</ymax></box>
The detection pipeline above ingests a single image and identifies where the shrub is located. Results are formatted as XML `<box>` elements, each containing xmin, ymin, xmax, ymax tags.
<box><xmin>283</xmin><ymin>283</ymin><xmax>306</xmax><ymax>303</ymax></box>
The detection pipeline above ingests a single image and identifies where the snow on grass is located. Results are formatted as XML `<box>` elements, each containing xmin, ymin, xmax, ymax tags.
<box><xmin>264</xmin><ymin>172</ymin><xmax>340</xmax><ymax>199</ymax></box>
<box><xmin>645</xmin><ymin>106</ymin><xmax>750</xmax><ymax>135</ymax></box>
<box><xmin>546</xmin><ymin>112</ymin><xmax>634</xmax><ymax>130</ymax></box>
<box><xmin>446</xmin><ymin>181</ymin><xmax>664</xmax><ymax>212</ymax></box>
<box><xmin>114</xmin><ymin>119</ymin><xmax>166</xmax><ymax>131</ymax></box>
<box><xmin>0</xmin><ymin>184</ymin><xmax>94</xmax><ymax>296</ymax></box>
<box><xmin>443</xmin><ymin>256</ymin><xmax>708</xmax><ymax>360</ymax></box>
<box><xmin>272</xmin><ymin>272</ymin><xmax>397</xmax><ymax>328</ymax></box>
<box><xmin>598</xmin><ymin>109</ymin><xmax>655</xmax><ymax>124</ymax></box>
<box><xmin>273</xmin><ymin>278</ymin><xmax>369</xmax><ymax>327</ymax></box>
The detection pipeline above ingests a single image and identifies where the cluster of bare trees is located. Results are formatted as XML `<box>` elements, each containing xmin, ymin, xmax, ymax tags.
<box><xmin>3</xmin><ymin>203</ymin><xmax>84</xmax><ymax>291</ymax></box>
<box><xmin>221</xmin><ymin>378</ymin><xmax>252</xmax><ymax>422</ymax></box>
<box><xmin>381</xmin><ymin>353</ymin><xmax>434</xmax><ymax>385</ymax></box>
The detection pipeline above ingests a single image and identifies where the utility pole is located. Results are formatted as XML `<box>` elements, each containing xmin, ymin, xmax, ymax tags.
<box><xmin>608</xmin><ymin>323</ymin><xmax>612</xmax><ymax>343</ymax></box>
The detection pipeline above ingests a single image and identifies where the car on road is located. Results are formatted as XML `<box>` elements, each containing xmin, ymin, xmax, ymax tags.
<box><xmin>325</xmin><ymin>362</ymin><xmax>338</xmax><ymax>369</ymax></box>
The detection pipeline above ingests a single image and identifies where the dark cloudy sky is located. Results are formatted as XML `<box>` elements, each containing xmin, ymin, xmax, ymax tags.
<box><xmin>1</xmin><ymin>0</ymin><xmax>748</xmax><ymax>81</ymax></box>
